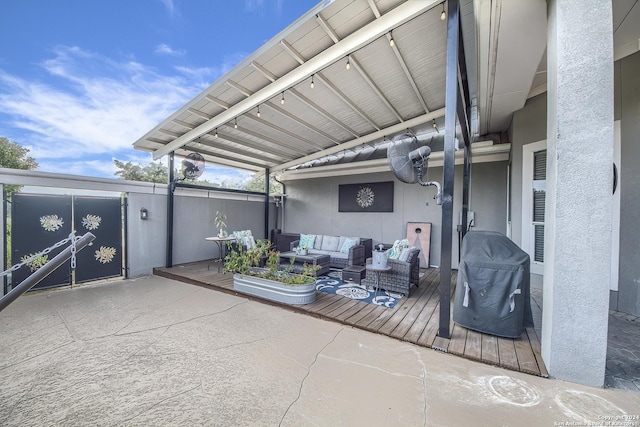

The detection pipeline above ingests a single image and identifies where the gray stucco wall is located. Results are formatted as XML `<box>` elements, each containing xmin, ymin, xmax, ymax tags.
<box><xmin>618</xmin><ymin>51</ymin><xmax>640</xmax><ymax>316</ymax></box>
<box><xmin>508</xmin><ymin>93</ymin><xmax>547</xmax><ymax>248</ymax></box>
<box><xmin>172</xmin><ymin>194</ymin><xmax>268</xmax><ymax>266</ymax></box>
<box><xmin>127</xmin><ymin>193</ymin><xmax>168</xmax><ymax>278</ymax></box>
<box><xmin>508</xmin><ymin>51</ymin><xmax>640</xmax><ymax>316</ymax></box>
<box><xmin>283</xmin><ymin>162</ymin><xmax>508</xmax><ymax>268</ymax></box>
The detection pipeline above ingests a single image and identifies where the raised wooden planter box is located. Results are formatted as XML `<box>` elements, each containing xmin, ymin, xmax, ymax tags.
<box><xmin>233</xmin><ymin>273</ymin><xmax>317</xmax><ymax>305</ymax></box>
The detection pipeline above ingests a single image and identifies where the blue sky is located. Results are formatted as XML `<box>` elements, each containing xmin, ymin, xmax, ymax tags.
<box><xmin>0</xmin><ymin>0</ymin><xmax>319</xmax><ymax>182</ymax></box>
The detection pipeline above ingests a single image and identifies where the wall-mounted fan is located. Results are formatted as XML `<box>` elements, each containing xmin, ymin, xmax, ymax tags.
<box><xmin>387</xmin><ymin>133</ymin><xmax>442</xmax><ymax>204</ymax></box>
<box><xmin>180</xmin><ymin>152</ymin><xmax>205</xmax><ymax>181</ymax></box>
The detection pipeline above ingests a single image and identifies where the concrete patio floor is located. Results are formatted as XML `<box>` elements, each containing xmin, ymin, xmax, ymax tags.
<box><xmin>1</xmin><ymin>276</ymin><xmax>638</xmax><ymax>426</ymax></box>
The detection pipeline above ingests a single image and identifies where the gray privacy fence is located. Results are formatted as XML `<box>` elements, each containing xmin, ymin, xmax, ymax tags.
<box><xmin>1</xmin><ymin>168</ymin><xmax>275</xmax><ymax>295</ymax></box>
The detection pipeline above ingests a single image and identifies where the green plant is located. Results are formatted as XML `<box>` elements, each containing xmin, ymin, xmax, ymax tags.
<box><xmin>214</xmin><ymin>211</ymin><xmax>227</xmax><ymax>229</ymax></box>
<box><xmin>223</xmin><ymin>239</ymin><xmax>318</xmax><ymax>285</ymax></box>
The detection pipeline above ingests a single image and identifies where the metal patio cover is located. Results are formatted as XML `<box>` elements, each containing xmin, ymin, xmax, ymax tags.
<box><xmin>132</xmin><ymin>0</ymin><xmax>451</xmax><ymax>175</ymax></box>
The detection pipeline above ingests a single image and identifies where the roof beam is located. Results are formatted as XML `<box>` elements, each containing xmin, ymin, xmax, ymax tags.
<box><xmin>340</xmin><ymin>2</ymin><xmax>430</xmax><ymax>115</ymax></box>
<box><xmin>314</xmin><ymin>14</ymin><xmax>381</xmax><ymax>130</ymax></box>
<box><xmin>188</xmin><ymin>108</ymin><xmax>213</xmax><ymax>120</ymax></box>
<box><xmin>205</xmin><ymin>95</ymin><xmax>232</xmax><ymax>110</ymax></box>
<box><xmin>349</xmin><ymin>55</ymin><xmax>403</xmax><ymax>122</ymax></box>
<box><xmin>172</xmin><ymin>118</ymin><xmax>197</xmax><ymax>129</ymax></box>
<box><xmin>212</xmin><ymin>126</ymin><xmax>301</xmax><ymax>159</ymax></box>
<box><xmin>146</xmin><ymin>140</ymin><xmax>267</xmax><ymax>170</ymax></box>
<box><xmin>225</xmin><ymin>74</ymin><xmax>341</xmax><ymax>147</ymax></box>
<box><xmin>287</xmin><ymin>88</ymin><xmax>360</xmax><ymax>138</ymax></box>
<box><xmin>316</xmin><ymin>9</ymin><xmax>403</xmax><ymax>122</ymax></box>
<box><xmin>252</xmin><ymin>58</ymin><xmax>359</xmax><ymax>137</ymax></box>
<box><xmin>314</xmin><ymin>72</ymin><xmax>380</xmax><ymax>130</ymax></box>
<box><xmin>151</xmin><ymin>0</ymin><xmax>437</xmax><ymax>160</ymax></box>
<box><xmin>196</xmin><ymin>136</ymin><xmax>277</xmax><ymax>163</ymax></box>
<box><xmin>262</xmin><ymin>101</ymin><xmax>340</xmax><ymax>147</ymax></box>
<box><xmin>275</xmin><ymin>107</ymin><xmax>445</xmax><ymax>171</ymax></box>
<box><xmin>241</xmin><ymin>114</ymin><xmax>324</xmax><ymax>153</ymax></box>
<box><xmin>389</xmin><ymin>36</ymin><xmax>430</xmax><ymax>113</ymax></box>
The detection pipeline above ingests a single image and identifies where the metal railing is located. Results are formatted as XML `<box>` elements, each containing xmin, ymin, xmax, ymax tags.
<box><xmin>0</xmin><ymin>232</ymin><xmax>95</xmax><ymax>313</ymax></box>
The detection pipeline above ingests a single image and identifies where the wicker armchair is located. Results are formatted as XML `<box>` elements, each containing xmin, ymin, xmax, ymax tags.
<box><xmin>362</xmin><ymin>248</ymin><xmax>421</xmax><ymax>296</ymax></box>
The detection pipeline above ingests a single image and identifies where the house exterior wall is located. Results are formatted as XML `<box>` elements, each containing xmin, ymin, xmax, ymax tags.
<box><xmin>618</xmin><ymin>51</ymin><xmax>640</xmax><ymax>316</ymax></box>
<box><xmin>508</xmin><ymin>50</ymin><xmax>640</xmax><ymax>316</ymax></box>
<box><xmin>508</xmin><ymin>93</ymin><xmax>547</xmax><ymax>288</ymax></box>
<box><xmin>282</xmin><ymin>162</ymin><xmax>508</xmax><ymax>267</ymax></box>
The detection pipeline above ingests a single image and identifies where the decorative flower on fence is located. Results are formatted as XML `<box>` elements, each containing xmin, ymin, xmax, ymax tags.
<box><xmin>95</xmin><ymin>246</ymin><xmax>116</xmax><ymax>264</ymax></box>
<box><xmin>21</xmin><ymin>253</ymin><xmax>49</xmax><ymax>272</ymax></box>
<box><xmin>82</xmin><ymin>214</ymin><xmax>102</xmax><ymax>230</ymax></box>
<box><xmin>356</xmin><ymin>186</ymin><xmax>375</xmax><ymax>208</ymax></box>
<box><xmin>40</xmin><ymin>215</ymin><xmax>64</xmax><ymax>232</ymax></box>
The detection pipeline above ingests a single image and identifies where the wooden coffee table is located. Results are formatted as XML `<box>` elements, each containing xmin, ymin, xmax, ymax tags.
<box><xmin>279</xmin><ymin>252</ymin><xmax>330</xmax><ymax>276</ymax></box>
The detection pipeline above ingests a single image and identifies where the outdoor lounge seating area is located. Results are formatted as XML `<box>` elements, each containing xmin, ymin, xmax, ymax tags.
<box><xmin>274</xmin><ymin>233</ymin><xmax>372</xmax><ymax>269</ymax></box>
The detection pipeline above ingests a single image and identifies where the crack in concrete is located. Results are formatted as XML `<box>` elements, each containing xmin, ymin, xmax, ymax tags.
<box><xmin>50</xmin><ymin>300</ymin><xmax>81</xmax><ymax>342</ymax></box>
<box><xmin>278</xmin><ymin>328</ymin><xmax>344</xmax><ymax>427</ymax></box>
<box><xmin>412</xmin><ymin>347</ymin><xmax>429</xmax><ymax>427</ymax></box>
<box><xmin>112</xmin><ymin>300</ymin><xmax>249</xmax><ymax>337</ymax></box>
<box><xmin>0</xmin><ymin>340</ymin><xmax>75</xmax><ymax>372</ymax></box>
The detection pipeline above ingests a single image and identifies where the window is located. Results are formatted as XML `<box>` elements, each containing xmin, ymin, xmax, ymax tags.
<box><xmin>522</xmin><ymin>140</ymin><xmax>546</xmax><ymax>275</ymax></box>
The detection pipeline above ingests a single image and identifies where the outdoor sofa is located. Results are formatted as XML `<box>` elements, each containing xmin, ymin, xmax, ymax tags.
<box><xmin>287</xmin><ymin>233</ymin><xmax>371</xmax><ymax>269</ymax></box>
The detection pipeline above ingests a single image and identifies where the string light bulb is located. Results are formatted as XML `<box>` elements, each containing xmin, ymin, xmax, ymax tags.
<box><xmin>310</xmin><ymin>75</ymin><xmax>315</xmax><ymax>89</ymax></box>
<box><xmin>346</xmin><ymin>57</ymin><xmax>351</xmax><ymax>70</ymax></box>
<box><xmin>234</xmin><ymin>118</ymin><xmax>238</xmax><ymax>129</ymax></box>
<box><xmin>214</xmin><ymin>128</ymin><xmax>218</xmax><ymax>138</ymax></box>
<box><xmin>257</xmin><ymin>105</ymin><xmax>261</xmax><ymax>118</ymax></box>
<box><xmin>389</xmin><ymin>32</ymin><xmax>395</xmax><ymax>47</ymax></box>
<box><xmin>440</xmin><ymin>2</ymin><xmax>446</xmax><ymax>20</ymax></box>
<box><xmin>281</xmin><ymin>92</ymin><xmax>285</xmax><ymax>104</ymax></box>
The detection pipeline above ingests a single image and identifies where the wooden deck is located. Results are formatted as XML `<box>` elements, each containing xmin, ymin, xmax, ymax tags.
<box><xmin>154</xmin><ymin>261</ymin><xmax>548</xmax><ymax>378</ymax></box>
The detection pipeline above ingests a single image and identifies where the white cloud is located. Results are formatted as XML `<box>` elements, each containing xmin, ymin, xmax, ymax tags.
<box><xmin>155</xmin><ymin>43</ymin><xmax>185</xmax><ymax>56</ymax></box>
<box><xmin>244</xmin><ymin>0</ymin><xmax>283</xmax><ymax>15</ymax></box>
<box><xmin>0</xmin><ymin>46</ymin><xmax>217</xmax><ymax>162</ymax></box>
<box><xmin>159</xmin><ymin>0</ymin><xmax>178</xmax><ymax>17</ymax></box>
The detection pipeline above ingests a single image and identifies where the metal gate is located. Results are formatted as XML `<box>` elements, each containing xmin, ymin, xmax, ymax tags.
<box><xmin>10</xmin><ymin>193</ymin><xmax>124</xmax><ymax>290</ymax></box>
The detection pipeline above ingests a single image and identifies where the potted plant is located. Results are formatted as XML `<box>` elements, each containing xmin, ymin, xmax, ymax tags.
<box><xmin>224</xmin><ymin>239</ymin><xmax>319</xmax><ymax>304</ymax></box>
<box><xmin>214</xmin><ymin>211</ymin><xmax>227</xmax><ymax>237</ymax></box>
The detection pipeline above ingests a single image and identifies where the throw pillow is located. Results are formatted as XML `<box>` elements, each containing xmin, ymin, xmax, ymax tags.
<box><xmin>242</xmin><ymin>235</ymin><xmax>256</xmax><ymax>250</ymax></box>
<box><xmin>338</xmin><ymin>236</ymin><xmax>360</xmax><ymax>250</ymax></box>
<box><xmin>388</xmin><ymin>239</ymin><xmax>409</xmax><ymax>259</ymax></box>
<box><xmin>314</xmin><ymin>235</ymin><xmax>324</xmax><ymax>249</ymax></box>
<box><xmin>320</xmin><ymin>235</ymin><xmax>340</xmax><ymax>251</ymax></box>
<box><xmin>299</xmin><ymin>233</ymin><xmax>316</xmax><ymax>250</ymax></box>
<box><xmin>398</xmin><ymin>246</ymin><xmax>417</xmax><ymax>262</ymax></box>
<box><xmin>340</xmin><ymin>237</ymin><xmax>359</xmax><ymax>254</ymax></box>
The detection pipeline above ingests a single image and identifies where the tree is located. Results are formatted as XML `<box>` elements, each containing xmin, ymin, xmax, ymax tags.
<box><xmin>244</xmin><ymin>173</ymin><xmax>283</xmax><ymax>194</ymax></box>
<box><xmin>0</xmin><ymin>137</ymin><xmax>38</xmax><ymax>171</ymax></box>
<box><xmin>113</xmin><ymin>159</ymin><xmax>168</xmax><ymax>183</ymax></box>
<box><xmin>0</xmin><ymin>137</ymin><xmax>38</xmax><ymax>195</ymax></box>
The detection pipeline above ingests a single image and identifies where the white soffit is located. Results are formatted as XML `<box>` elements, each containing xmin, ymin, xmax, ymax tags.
<box><xmin>474</xmin><ymin>0</ymin><xmax>546</xmax><ymax>135</ymax></box>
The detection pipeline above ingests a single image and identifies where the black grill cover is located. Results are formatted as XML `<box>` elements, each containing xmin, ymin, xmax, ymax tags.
<box><xmin>453</xmin><ymin>231</ymin><xmax>533</xmax><ymax>338</ymax></box>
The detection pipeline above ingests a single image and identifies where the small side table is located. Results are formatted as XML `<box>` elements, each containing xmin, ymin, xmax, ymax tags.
<box><xmin>206</xmin><ymin>236</ymin><xmax>235</xmax><ymax>272</ymax></box>
<box><xmin>366</xmin><ymin>264</ymin><xmax>392</xmax><ymax>297</ymax></box>
<box><xmin>342</xmin><ymin>265</ymin><xmax>366</xmax><ymax>284</ymax></box>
